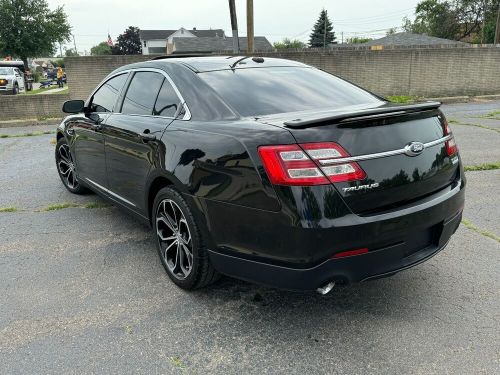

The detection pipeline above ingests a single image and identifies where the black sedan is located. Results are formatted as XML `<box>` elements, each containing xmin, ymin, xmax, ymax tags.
<box><xmin>56</xmin><ymin>56</ymin><xmax>465</xmax><ymax>293</ymax></box>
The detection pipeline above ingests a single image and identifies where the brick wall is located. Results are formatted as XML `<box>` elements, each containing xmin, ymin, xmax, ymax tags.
<box><xmin>64</xmin><ymin>48</ymin><xmax>500</xmax><ymax>100</ymax></box>
<box><xmin>0</xmin><ymin>93</ymin><xmax>70</xmax><ymax>121</ymax></box>
<box><xmin>65</xmin><ymin>55</ymin><xmax>150</xmax><ymax>100</ymax></box>
<box><xmin>1</xmin><ymin>48</ymin><xmax>498</xmax><ymax>122</ymax></box>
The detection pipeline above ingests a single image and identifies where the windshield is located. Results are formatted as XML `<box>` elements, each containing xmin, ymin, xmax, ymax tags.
<box><xmin>0</xmin><ymin>67</ymin><xmax>13</xmax><ymax>75</ymax></box>
<box><xmin>198</xmin><ymin>67</ymin><xmax>383</xmax><ymax>117</ymax></box>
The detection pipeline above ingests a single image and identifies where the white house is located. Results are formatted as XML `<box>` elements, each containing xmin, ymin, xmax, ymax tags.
<box><xmin>140</xmin><ymin>28</ymin><xmax>225</xmax><ymax>55</ymax></box>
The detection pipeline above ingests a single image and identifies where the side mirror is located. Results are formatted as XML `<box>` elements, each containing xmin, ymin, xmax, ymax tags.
<box><xmin>62</xmin><ymin>100</ymin><xmax>85</xmax><ymax>114</ymax></box>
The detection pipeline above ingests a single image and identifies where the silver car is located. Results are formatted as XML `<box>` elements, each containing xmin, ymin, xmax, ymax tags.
<box><xmin>0</xmin><ymin>67</ymin><xmax>26</xmax><ymax>95</ymax></box>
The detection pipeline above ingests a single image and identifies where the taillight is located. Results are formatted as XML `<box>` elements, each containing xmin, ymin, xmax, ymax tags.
<box><xmin>258</xmin><ymin>142</ymin><xmax>366</xmax><ymax>186</ymax></box>
<box><xmin>443</xmin><ymin>120</ymin><xmax>457</xmax><ymax>156</ymax></box>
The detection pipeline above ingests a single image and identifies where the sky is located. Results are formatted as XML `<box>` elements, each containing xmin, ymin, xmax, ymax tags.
<box><xmin>47</xmin><ymin>0</ymin><xmax>421</xmax><ymax>54</ymax></box>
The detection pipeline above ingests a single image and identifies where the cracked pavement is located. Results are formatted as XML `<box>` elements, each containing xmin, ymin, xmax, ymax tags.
<box><xmin>0</xmin><ymin>101</ymin><xmax>499</xmax><ymax>374</ymax></box>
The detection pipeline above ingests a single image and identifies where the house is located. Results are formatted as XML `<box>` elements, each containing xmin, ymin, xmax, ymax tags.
<box><xmin>140</xmin><ymin>28</ymin><xmax>225</xmax><ymax>55</ymax></box>
<box><xmin>171</xmin><ymin>36</ymin><xmax>274</xmax><ymax>54</ymax></box>
<box><xmin>361</xmin><ymin>32</ymin><xmax>468</xmax><ymax>47</ymax></box>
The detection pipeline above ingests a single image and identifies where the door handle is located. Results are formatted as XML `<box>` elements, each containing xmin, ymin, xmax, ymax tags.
<box><xmin>139</xmin><ymin>132</ymin><xmax>157</xmax><ymax>143</ymax></box>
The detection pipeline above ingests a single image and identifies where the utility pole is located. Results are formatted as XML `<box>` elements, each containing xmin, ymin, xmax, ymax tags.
<box><xmin>228</xmin><ymin>0</ymin><xmax>240</xmax><ymax>53</ymax></box>
<box><xmin>323</xmin><ymin>10</ymin><xmax>327</xmax><ymax>49</ymax></box>
<box><xmin>247</xmin><ymin>0</ymin><xmax>254</xmax><ymax>53</ymax></box>
<box><xmin>72</xmin><ymin>34</ymin><xmax>78</xmax><ymax>54</ymax></box>
<box><xmin>495</xmin><ymin>1</ymin><xmax>500</xmax><ymax>45</ymax></box>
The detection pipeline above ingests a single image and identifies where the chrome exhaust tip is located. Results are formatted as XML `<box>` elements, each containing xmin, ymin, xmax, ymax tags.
<box><xmin>316</xmin><ymin>281</ymin><xmax>335</xmax><ymax>295</ymax></box>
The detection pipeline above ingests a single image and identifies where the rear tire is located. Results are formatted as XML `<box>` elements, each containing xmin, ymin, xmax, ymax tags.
<box><xmin>153</xmin><ymin>187</ymin><xmax>219</xmax><ymax>290</ymax></box>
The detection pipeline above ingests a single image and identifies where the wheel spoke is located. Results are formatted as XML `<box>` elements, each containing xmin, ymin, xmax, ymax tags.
<box><xmin>57</xmin><ymin>144</ymin><xmax>79</xmax><ymax>190</ymax></box>
<box><xmin>155</xmin><ymin>198</ymin><xmax>194</xmax><ymax>280</ymax></box>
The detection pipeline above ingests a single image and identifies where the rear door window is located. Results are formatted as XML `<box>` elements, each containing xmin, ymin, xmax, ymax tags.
<box><xmin>154</xmin><ymin>79</ymin><xmax>180</xmax><ymax>117</ymax></box>
<box><xmin>121</xmin><ymin>72</ymin><xmax>164</xmax><ymax>115</ymax></box>
<box><xmin>91</xmin><ymin>73</ymin><xmax>128</xmax><ymax>113</ymax></box>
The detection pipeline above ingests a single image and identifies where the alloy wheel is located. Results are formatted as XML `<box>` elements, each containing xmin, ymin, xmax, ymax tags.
<box><xmin>156</xmin><ymin>199</ymin><xmax>193</xmax><ymax>280</ymax></box>
<box><xmin>57</xmin><ymin>144</ymin><xmax>78</xmax><ymax>189</ymax></box>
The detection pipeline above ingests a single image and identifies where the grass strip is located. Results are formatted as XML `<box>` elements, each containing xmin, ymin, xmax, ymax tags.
<box><xmin>0</xmin><ymin>130</ymin><xmax>56</xmax><ymax>138</ymax></box>
<box><xmin>464</xmin><ymin>162</ymin><xmax>500</xmax><ymax>172</ymax></box>
<box><xmin>40</xmin><ymin>202</ymin><xmax>112</xmax><ymax>211</ymax></box>
<box><xmin>447</xmin><ymin>119</ymin><xmax>500</xmax><ymax>133</ymax></box>
<box><xmin>461</xmin><ymin>219</ymin><xmax>500</xmax><ymax>243</ymax></box>
<box><xmin>22</xmin><ymin>87</ymin><xmax>69</xmax><ymax>96</ymax></box>
<box><xmin>386</xmin><ymin>95</ymin><xmax>423</xmax><ymax>104</ymax></box>
<box><xmin>0</xmin><ymin>207</ymin><xmax>18</xmax><ymax>213</ymax></box>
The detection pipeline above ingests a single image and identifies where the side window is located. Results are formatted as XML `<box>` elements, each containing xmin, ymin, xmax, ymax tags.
<box><xmin>91</xmin><ymin>73</ymin><xmax>128</xmax><ymax>113</ymax></box>
<box><xmin>154</xmin><ymin>79</ymin><xmax>180</xmax><ymax>117</ymax></box>
<box><xmin>121</xmin><ymin>72</ymin><xmax>164</xmax><ymax>115</ymax></box>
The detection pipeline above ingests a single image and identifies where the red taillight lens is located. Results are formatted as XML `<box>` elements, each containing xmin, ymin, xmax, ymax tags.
<box><xmin>258</xmin><ymin>142</ymin><xmax>366</xmax><ymax>186</ymax></box>
<box><xmin>443</xmin><ymin>120</ymin><xmax>457</xmax><ymax>156</ymax></box>
<box><xmin>258</xmin><ymin>144</ymin><xmax>329</xmax><ymax>186</ymax></box>
<box><xmin>332</xmin><ymin>248</ymin><xmax>369</xmax><ymax>259</ymax></box>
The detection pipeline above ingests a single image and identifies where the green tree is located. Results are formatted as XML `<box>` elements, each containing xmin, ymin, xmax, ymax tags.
<box><xmin>0</xmin><ymin>0</ymin><xmax>71</xmax><ymax>66</ymax></box>
<box><xmin>112</xmin><ymin>26</ymin><xmax>141</xmax><ymax>55</ymax></box>
<box><xmin>346</xmin><ymin>37</ymin><xmax>373</xmax><ymax>44</ymax></box>
<box><xmin>91</xmin><ymin>42</ymin><xmax>112</xmax><ymax>56</ymax></box>
<box><xmin>273</xmin><ymin>38</ymin><xmax>306</xmax><ymax>49</ymax></box>
<box><xmin>403</xmin><ymin>0</ymin><xmax>499</xmax><ymax>43</ymax></box>
<box><xmin>309</xmin><ymin>9</ymin><xmax>336</xmax><ymax>47</ymax></box>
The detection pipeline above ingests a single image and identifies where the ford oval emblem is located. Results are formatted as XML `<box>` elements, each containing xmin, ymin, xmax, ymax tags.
<box><xmin>404</xmin><ymin>142</ymin><xmax>425</xmax><ymax>156</ymax></box>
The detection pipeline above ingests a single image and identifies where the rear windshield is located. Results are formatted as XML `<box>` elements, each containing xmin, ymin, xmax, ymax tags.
<box><xmin>198</xmin><ymin>67</ymin><xmax>383</xmax><ymax>117</ymax></box>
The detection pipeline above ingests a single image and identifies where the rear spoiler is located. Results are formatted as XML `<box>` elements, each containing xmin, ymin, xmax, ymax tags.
<box><xmin>283</xmin><ymin>101</ymin><xmax>441</xmax><ymax>128</ymax></box>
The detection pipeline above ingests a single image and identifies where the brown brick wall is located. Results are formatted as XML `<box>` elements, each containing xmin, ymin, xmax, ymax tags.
<box><xmin>1</xmin><ymin>48</ymin><xmax>498</xmax><ymax>122</ymax></box>
<box><xmin>64</xmin><ymin>48</ymin><xmax>500</xmax><ymax>101</ymax></box>
<box><xmin>0</xmin><ymin>93</ymin><xmax>70</xmax><ymax>121</ymax></box>
<box><xmin>65</xmin><ymin>55</ymin><xmax>150</xmax><ymax>100</ymax></box>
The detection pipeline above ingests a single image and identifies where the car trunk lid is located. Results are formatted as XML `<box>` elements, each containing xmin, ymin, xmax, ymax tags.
<box><xmin>257</xmin><ymin>102</ymin><xmax>460</xmax><ymax>215</ymax></box>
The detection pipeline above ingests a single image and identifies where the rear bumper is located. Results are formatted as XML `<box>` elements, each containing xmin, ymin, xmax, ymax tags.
<box><xmin>203</xmin><ymin>174</ymin><xmax>465</xmax><ymax>291</ymax></box>
<box><xmin>209</xmin><ymin>209</ymin><xmax>462</xmax><ymax>291</ymax></box>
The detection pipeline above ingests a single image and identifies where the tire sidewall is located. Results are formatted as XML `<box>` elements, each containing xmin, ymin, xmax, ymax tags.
<box><xmin>153</xmin><ymin>187</ymin><xmax>202</xmax><ymax>289</ymax></box>
<box><xmin>55</xmin><ymin>138</ymin><xmax>84</xmax><ymax>194</ymax></box>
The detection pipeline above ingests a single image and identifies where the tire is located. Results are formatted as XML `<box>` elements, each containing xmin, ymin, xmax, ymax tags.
<box><xmin>153</xmin><ymin>187</ymin><xmax>219</xmax><ymax>290</ymax></box>
<box><xmin>55</xmin><ymin>138</ymin><xmax>87</xmax><ymax>194</ymax></box>
<box><xmin>12</xmin><ymin>84</ymin><xmax>19</xmax><ymax>95</ymax></box>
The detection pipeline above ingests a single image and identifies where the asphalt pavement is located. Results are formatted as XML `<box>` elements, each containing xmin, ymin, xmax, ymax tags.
<box><xmin>0</xmin><ymin>101</ymin><xmax>499</xmax><ymax>374</ymax></box>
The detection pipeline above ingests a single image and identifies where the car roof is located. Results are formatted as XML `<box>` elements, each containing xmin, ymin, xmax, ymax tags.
<box><xmin>126</xmin><ymin>56</ymin><xmax>309</xmax><ymax>73</ymax></box>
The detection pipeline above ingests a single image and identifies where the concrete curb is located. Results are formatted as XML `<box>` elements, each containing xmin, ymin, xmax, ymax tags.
<box><xmin>428</xmin><ymin>94</ymin><xmax>500</xmax><ymax>104</ymax></box>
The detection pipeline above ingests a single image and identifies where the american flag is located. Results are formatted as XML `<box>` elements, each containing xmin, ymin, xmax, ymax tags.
<box><xmin>107</xmin><ymin>34</ymin><xmax>114</xmax><ymax>47</ymax></box>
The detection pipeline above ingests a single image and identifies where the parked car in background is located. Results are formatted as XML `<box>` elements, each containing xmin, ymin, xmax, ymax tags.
<box><xmin>0</xmin><ymin>61</ymin><xmax>33</xmax><ymax>94</ymax></box>
<box><xmin>0</xmin><ymin>66</ymin><xmax>26</xmax><ymax>95</ymax></box>
<box><xmin>55</xmin><ymin>56</ymin><xmax>465</xmax><ymax>294</ymax></box>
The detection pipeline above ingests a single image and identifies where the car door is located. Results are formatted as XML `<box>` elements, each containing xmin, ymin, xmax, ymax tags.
<box><xmin>70</xmin><ymin>73</ymin><xmax>129</xmax><ymax>190</ymax></box>
<box><xmin>14</xmin><ymin>68</ymin><xmax>25</xmax><ymax>91</ymax></box>
<box><xmin>103</xmin><ymin>70</ymin><xmax>184</xmax><ymax>213</ymax></box>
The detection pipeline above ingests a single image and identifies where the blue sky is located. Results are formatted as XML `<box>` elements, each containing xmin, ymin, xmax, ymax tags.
<box><xmin>48</xmin><ymin>0</ymin><xmax>421</xmax><ymax>54</ymax></box>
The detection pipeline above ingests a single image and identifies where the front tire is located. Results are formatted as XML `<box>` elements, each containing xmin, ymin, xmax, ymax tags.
<box><xmin>55</xmin><ymin>138</ymin><xmax>87</xmax><ymax>194</ymax></box>
<box><xmin>12</xmin><ymin>84</ymin><xmax>19</xmax><ymax>95</ymax></box>
<box><xmin>153</xmin><ymin>187</ymin><xmax>219</xmax><ymax>290</ymax></box>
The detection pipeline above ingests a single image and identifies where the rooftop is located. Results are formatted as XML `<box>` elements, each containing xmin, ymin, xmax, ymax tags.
<box><xmin>140</xmin><ymin>29</ymin><xmax>225</xmax><ymax>40</ymax></box>
<box><xmin>362</xmin><ymin>32</ymin><xmax>468</xmax><ymax>46</ymax></box>
<box><xmin>172</xmin><ymin>36</ymin><xmax>274</xmax><ymax>53</ymax></box>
